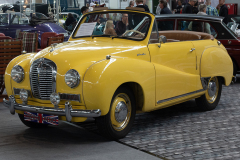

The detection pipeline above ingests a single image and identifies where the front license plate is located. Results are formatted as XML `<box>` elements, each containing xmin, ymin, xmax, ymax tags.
<box><xmin>24</xmin><ymin>111</ymin><xmax>59</xmax><ymax>125</ymax></box>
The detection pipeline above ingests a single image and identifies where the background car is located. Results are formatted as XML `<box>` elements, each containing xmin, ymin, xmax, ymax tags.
<box><xmin>3</xmin><ymin>10</ymin><xmax>233</xmax><ymax>140</ymax></box>
<box><xmin>58</xmin><ymin>12</ymin><xmax>80</xmax><ymax>28</ymax></box>
<box><xmin>0</xmin><ymin>12</ymin><xmax>69</xmax><ymax>47</ymax></box>
<box><xmin>227</xmin><ymin>16</ymin><xmax>240</xmax><ymax>37</ymax></box>
<box><xmin>155</xmin><ymin>14</ymin><xmax>240</xmax><ymax>76</ymax></box>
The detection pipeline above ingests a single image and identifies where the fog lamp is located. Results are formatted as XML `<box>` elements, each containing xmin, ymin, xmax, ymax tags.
<box><xmin>50</xmin><ymin>93</ymin><xmax>60</xmax><ymax>106</ymax></box>
<box><xmin>20</xmin><ymin>89</ymin><xmax>28</xmax><ymax>103</ymax></box>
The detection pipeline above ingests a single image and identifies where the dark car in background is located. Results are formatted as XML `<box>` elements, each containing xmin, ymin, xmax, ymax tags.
<box><xmin>0</xmin><ymin>12</ymin><xmax>69</xmax><ymax>47</ymax></box>
<box><xmin>227</xmin><ymin>16</ymin><xmax>240</xmax><ymax>37</ymax></box>
<box><xmin>156</xmin><ymin>14</ymin><xmax>240</xmax><ymax>76</ymax></box>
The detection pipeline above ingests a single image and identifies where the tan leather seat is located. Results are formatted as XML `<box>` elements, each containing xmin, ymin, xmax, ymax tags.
<box><xmin>159</xmin><ymin>31</ymin><xmax>201</xmax><ymax>41</ymax></box>
<box><xmin>192</xmin><ymin>31</ymin><xmax>214</xmax><ymax>40</ymax></box>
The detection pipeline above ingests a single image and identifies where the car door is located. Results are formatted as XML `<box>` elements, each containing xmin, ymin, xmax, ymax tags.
<box><xmin>148</xmin><ymin>21</ymin><xmax>198</xmax><ymax>105</ymax></box>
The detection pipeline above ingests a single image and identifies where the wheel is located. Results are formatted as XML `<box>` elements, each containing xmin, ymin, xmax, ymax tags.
<box><xmin>233</xmin><ymin>61</ymin><xmax>238</xmax><ymax>76</ymax></box>
<box><xmin>18</xmin><ymin>114</ymin><xmax>48</xmax><ymax>128</ymax></box>
<box><xmin>95</xmin><ymin>86</ymin><xmax>136</xmax><ymax>140</ymax></box>
<box><xmin>195</xmin><ymin>77</ymin><xmax>222</xmax><ymax>111</ymax></box>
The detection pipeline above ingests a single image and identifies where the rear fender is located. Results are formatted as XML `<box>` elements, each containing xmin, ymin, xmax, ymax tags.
<box><xmin>200</xmin><ymin>47</ymin><xmax>233</xmax><ymax>86</ymax></box>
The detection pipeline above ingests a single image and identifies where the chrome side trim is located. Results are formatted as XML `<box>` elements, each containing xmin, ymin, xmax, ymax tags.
<box><xmin>157</xmin><ymin>89</ymin><xmax>205</xmax><ymax>104</ymax></box>
<box><xmin>3</xmin><ymin>96</ymin><xmax>101</xmax><ymax>121</ymax></box>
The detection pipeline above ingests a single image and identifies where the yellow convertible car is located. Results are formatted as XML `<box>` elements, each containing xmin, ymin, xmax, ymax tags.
<box><xmin>4</xmin><ymin>9</ymin><xmax>233</xmax><ymax>139</ymax></box>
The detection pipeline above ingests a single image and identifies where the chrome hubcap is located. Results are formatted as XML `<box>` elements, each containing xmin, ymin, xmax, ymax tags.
<box><xmin>208</xmin><ymin>81</ymin><xmax>217</xmax><ymax>97</ymax></box>
<box><xmin>115</xmin><ymin>101</ymin><xmax>128</xmax><ymax>123</ymax></box>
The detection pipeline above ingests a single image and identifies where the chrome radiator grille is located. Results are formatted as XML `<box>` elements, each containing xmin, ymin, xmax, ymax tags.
<box><xmin>30</xmin><ymin>58</ymin><xmax>57</xmax><ymax>100</ymax></box>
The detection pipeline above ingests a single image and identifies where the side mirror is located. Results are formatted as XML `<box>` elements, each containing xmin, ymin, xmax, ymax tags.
<box><xmin>158</xmin><ymin>35</ymin><xmax>167</xmax><ymax>48</ymax></box>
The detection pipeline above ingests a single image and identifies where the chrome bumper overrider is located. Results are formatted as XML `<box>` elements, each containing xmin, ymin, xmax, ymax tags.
<box><xmin>3</xmin><ymin>95</ymin><xmax>101</xmax><ymax>122</ymax></box>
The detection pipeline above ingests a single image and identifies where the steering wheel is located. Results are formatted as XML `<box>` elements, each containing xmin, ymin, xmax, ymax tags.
<box><xmin>122</xmin><ymin>30</ymin><xmax>145</xmax><ymax>38</ymax></box>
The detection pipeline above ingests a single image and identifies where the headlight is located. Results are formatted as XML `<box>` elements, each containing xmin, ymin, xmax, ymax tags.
<box><xmin>65</xmin><ymin>69</ymin><xmax>80</xmax><ymax>88</ymax></box>
<box><xmin>11</xmin><ymin>65</ymin><xmax>24</xmax><ymax>83</ymax></box>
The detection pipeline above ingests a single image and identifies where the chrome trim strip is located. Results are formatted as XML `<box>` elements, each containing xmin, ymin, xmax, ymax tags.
<box><xmin>3</xmin><ymin>96</ymin><xmax>101</xmax><ymax>121</ymax></box>
<box><xmin>157</xmin><ymin>89</ymin><xmax>205</xmax><ymax>104</ymax></box>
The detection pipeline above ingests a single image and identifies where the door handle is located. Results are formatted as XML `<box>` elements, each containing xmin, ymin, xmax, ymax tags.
<box><xmin>190</xmin><ymin>48</ymin><xmax>195</xmax><ymax>52</ymax></box>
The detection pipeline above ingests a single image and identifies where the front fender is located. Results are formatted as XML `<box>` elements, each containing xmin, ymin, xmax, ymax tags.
<box><xmin>200</xmin><ymin>47</ymin><xmax>233</xmax><ymax>86</ymax></box>
<box><xmin>82</xmin><ymin>57</ymin><xmax>155</xmax><ymax>116</ymax></box>
<box><xmin>5</xmin><ymin>53</ymin><xmax>35</xmax><ymax>96</ymax></box>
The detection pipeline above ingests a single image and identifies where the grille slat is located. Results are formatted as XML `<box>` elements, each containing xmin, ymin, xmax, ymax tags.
<box><xmin>30</xmin><ymin>58</ymin><xmax>57</xmax><ymax>100</ymax></box>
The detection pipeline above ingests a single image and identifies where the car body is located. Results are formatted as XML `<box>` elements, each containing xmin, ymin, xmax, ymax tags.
<box><xmin>3</xmin><ymin>9</ymin><xmax>233</xmax><ymax>139</ymax></box>
<box><xmin>0</xmin><ymin>12</ymin><xmax>69</xmax><ymax>47</ymax></box>
<box><xmin>155</xmin><ymin>14</ymin><xmax>240</xmax><ymax>75</ymax></box>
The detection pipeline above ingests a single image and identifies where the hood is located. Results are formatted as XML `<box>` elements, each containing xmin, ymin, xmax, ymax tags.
<box><xmin>30</xmin><ymin>39</ymin><xmax>145</xmax><ymax>73</ymax></box>
<box><xmin>35</xmin><ymin>22</ymin><xmax>68</xmax><ymax>34</ymax></box>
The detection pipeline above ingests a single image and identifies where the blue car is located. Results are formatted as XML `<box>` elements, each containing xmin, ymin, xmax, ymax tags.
<box><xmin>0</xmin><ymin>12</ymin><xmax>69</xmax><ymax>47</ymax></box>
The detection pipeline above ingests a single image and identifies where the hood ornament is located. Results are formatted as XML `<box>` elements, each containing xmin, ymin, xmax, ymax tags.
<box><xmin>50</xmin><ymin>43</ymin><xmax>58</xmax><ymax>52</ymax></box>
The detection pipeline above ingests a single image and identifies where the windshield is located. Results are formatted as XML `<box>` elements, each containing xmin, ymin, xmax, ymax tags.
<box><xmin>73</xmin><ymin>11</ymin><xmax>151</xmax><ymax>40</ymax></box>
<box><xmin>10</xmin><ymin>13</ymin><xmax>29</xmax><ymax>25</ymax></box>
<box><xmin>0</xmin><ymin>13</ymin><xmax>8</xmax><ymax>25</ymax></box>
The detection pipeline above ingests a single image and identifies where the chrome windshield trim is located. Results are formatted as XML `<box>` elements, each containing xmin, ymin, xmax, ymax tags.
<box><xmin>157</xmin><ymin>89</ymin><xmax>205</xmax><ymax>104</ymax></box>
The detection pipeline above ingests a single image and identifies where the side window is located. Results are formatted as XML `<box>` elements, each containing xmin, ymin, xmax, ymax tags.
<box><xmin>157</xmin><ymin>20</ymin><xmax>174</xmax><ymax>31</ymax></box>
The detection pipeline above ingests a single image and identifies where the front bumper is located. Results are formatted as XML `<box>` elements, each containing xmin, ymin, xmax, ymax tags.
<box><xmin>3</xmin><ymin>95</ymin><xmax>101</xmax><ymax>122</ymax></box>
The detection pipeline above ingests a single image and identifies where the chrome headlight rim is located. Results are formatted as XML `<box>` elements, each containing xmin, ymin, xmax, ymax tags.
<box><xmin>65</xmin><ymin>69</ymin><xmax>80</xmax><ymax>88</ymax></box>
<box><xmin>11</xmin><ymin>65</ymin><xmax>24</xmax><ymax>83</ymax></box>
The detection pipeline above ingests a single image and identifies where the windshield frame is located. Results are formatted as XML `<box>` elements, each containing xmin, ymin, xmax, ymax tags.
<box><xmin>72</xmin><ymin>10</ymin><xmax>152</xmax><ymax>41</ymax></box>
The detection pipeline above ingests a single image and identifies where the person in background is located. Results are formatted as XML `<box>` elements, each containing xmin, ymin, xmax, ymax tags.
<box><xmin>156</xmin><ymin>0</ymin><xmax>170</xmax><ymax>15</ymax></box>
<box><xmin>128</xmin><ymin>1</ymin><xmax>134</xmax><ymax>29</ymax></box>
<box><xmin>192</xmin><ymin>0</ymin><xmax>199</xmax><ymax>14</ymax></box>
<box><xmin>197</xmin><ymin>4</ymin><xmax>211</xmax><ymax>34</ymax></box>
<box><xmin>89</xmin><ymin>2</ymin><xmax>96</xmax><ymax>11</ymax></box>
<box><xmin>86</xmin><ymin>3</ymin><xmax>90</xmax><ymax>8</ymax></box>
<box><xmin>94</xmin><ymin>1</ymin><xmax>99</xmax><ymax>7</ymax></box>
<box><xmin>182</xmin><ymin>0</ymin><xmax>196</xmax><ymax>14</ymax></box>
<box><xmin>115</xmin><ymin>13</ymin><xmax>129</xmax><ymax>36</ymax></box>
<box><xmin>65</xmin><ymin>13</ymin><xmax>76</xmax><ymax>27</ymax></box>
<box><xmin>156</xmin><ymin>2</ymin><xmax>161</xmax><ymax>15</ymax></box>
<box><xmin>160</xmin><ymin>0</ymin><xmax>172</xmax><ymax>14</ymax></box>
<box><xmin>129</xmin><ymin>1</ymin><xmax>134</xmax><ymax>7</ymax></box>
<box><xmin>175</xmin><ymin>0</ymin><xmax>183</xmax><ymax>14</ymax></box>
<box><xmin>80</xmin><ymin>6</ymin><xmax>89</xmax><ymax>16</ymax></box>
<box><xmin>143</xmin><ymin>0</ymin><xmax>149</xmax><ymax>10</ymax></box>
<box><xmin>205</xmin><ymin>0</ymin><xmax>218</xmax><ymax>16</ymax></box>
<box><xmin>135</xmin><ymin>0</ymin><xmax>150</xmax><ymax>12</ymax></box>
<box><xmin>104</xmin><ymin>20</ymin><xmax>117</xmax><ymax>36</ymax></box>
<box><xmin>171</xmin><ymin>0</ymin><xmax>177</xmax><ymax>13</ymax></box>
<box><xmin>217</xmin><ymin>0</ymin><xmax>228</xmax><ymax>24</ymax></box>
